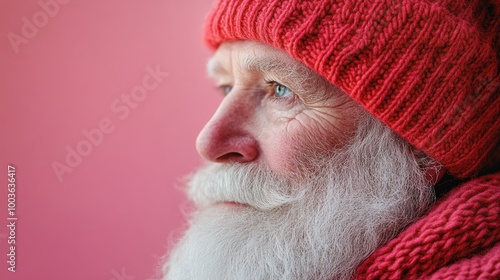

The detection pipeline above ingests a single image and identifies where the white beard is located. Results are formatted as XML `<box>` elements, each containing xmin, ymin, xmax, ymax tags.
<box><xmin>161</xmin><ymin>116</ymin><xmax>437</xmax><ymax>280</ymax></box>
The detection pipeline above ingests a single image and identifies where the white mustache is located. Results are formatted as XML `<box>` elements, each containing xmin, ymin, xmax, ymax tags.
<box><xmin>164</xmin><ymin>115</ymin><xmax>439</xmax><ymax>280</ymax></box>
<box><xmin>186</xmin><ymin>163</ymin><xmax>306</xmax><ymax>211</ymax></box>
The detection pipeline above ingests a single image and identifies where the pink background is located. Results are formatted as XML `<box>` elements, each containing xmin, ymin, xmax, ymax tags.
<box><xmin>0</xmin><ymin>1</ymin><xmax>220</xmax><ymax>279</ymax></box>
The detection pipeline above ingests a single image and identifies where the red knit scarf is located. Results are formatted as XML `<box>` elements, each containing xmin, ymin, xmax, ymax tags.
<box><xmin>355</xmin><ymin>173</ymin><xmax>500</xmax><ymax>279</ymax></box>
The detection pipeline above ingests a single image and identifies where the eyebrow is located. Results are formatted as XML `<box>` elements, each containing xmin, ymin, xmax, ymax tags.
<box><xmin>207</xmin><ymin>52</ymin><xmax>315</xmax><ymax>87</ymax></box>
<box><xmin>241</xmin><ymin>53</ymin><xmax>301</xmax><ymax>78</ymax></box>
<box><xmin>207</xmin><ymin>47</ymin><xmax>344</xmax><ymax>102</ymax></box>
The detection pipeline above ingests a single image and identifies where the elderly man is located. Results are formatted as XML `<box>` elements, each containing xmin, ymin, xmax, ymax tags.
<box><xmin>162</xmin><ymin>0</ymin><xmax>499</xmax><ymax>279</ymax></box>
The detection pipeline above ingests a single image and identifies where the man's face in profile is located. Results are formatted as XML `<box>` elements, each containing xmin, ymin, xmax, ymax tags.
<box><xmin>163</xmin><ymin>41</ymin><xmax>436</xmax><ymax>280</ymax></box>
<box><xmin>197</xmin><ymin>41</ymin><xmax>361</xmax><ymax>177</ymax></box>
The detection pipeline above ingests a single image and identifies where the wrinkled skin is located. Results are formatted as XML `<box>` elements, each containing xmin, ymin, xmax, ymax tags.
<box><xmin>198</xmin><ymin>41</ymin><xmax>364</xmax><ymax>177</ymax></box>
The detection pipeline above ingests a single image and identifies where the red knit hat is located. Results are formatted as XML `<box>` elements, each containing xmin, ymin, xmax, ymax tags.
<box><xmin>203</xmin><ymin>0</ymin><xmax>500</xmax><ymax>179</ymax></box>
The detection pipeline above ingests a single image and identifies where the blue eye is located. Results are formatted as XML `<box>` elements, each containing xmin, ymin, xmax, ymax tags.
<box><xmin>273</xmin><ymin>83</ymin><xmax>292</xmax><ymax>97</ymax></box>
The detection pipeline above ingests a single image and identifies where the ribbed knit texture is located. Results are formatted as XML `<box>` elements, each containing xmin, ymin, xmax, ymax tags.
<box><xmin>354</xmin><ymin>173</ymin><xmax>500</xmax><ymax>279</ymax></box>
<box><xmin>203</xmin><ymin>0</ymin><xmax>500</xmax><ymax>179</ymax></box>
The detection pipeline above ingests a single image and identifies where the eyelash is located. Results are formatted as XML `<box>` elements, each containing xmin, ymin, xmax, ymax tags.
<box><xmin>216</xmin><ymin>80</ymin><xmax>295</xmax><ymax>104</ymax></box>
<box><xmin>264</xmin><ymin>79</ymin><xmax>295</xmax><ymax>100</ymax></box>
<box><xmin>264</xmin><ymin>80</ymin><xmax>293</xmax><ymax>94</ymax></box>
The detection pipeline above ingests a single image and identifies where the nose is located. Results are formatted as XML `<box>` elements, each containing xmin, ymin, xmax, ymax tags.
<box><xmin>196</xmin><ymin>92</ymin><xmax>259</xmax><ymax>163</ymax></box>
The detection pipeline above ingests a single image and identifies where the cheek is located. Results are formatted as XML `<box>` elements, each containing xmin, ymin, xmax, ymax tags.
<box><xmin>256</xmin><ymin>97</ymin><xmax>362</xmax><ymax>176</ymax></box>
<box><xmin>258</xmin><ymin>120</ymin><xmax>339</xmax><ymax>176</ymax></box>
<box><xmin>260</xmin><ymin>133</ymin><xmax>297</xmax><ymax>175</ymax></box>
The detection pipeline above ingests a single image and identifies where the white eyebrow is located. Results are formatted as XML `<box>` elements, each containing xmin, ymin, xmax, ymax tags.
<box><xmin>241</xmin><ymin>52</ymin><xmax>330</xmax><ymax>98</ymax></box>
<box><xmin>241</xmin><ymin>52</ymin><xmax>305</xmax><ymax>80</ymax></box>
<box><xmin>206</xmin><ymin>49</ymin><xmax>337</xmax><ymax>102</ymax></box>
<box><xmin>206</xmin><ymin>50</ymin><xmax>306</xmax><ymax>80</ymax></box>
